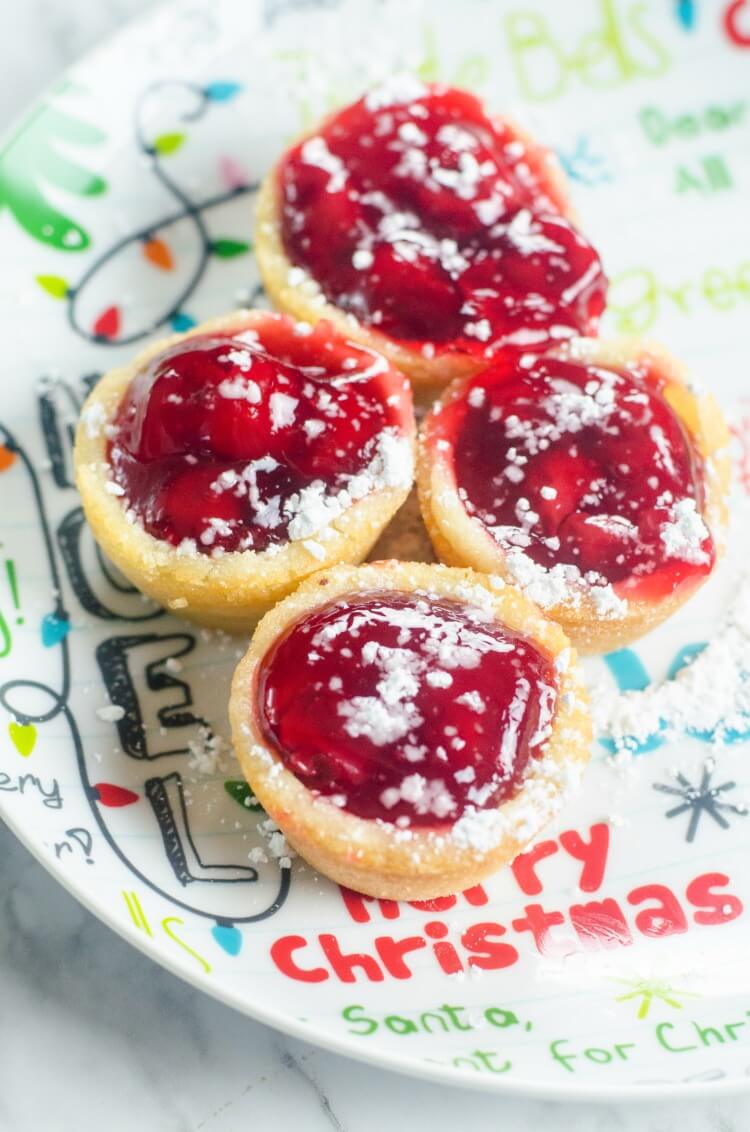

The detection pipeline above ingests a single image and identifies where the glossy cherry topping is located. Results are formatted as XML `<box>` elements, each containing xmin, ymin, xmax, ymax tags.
<box><xmin>277</xmin><ymin>79</ymin><xmax>607</xmax><ymax>360</ymax></box>
<box><xmin>108</xmin><ymin>317</ymin><xmax>413</xmax><ymax>555</ymax></box>
<box><xmin>441</xmin><ymin>355</ymin><xmax>714</xmax><ymax>603</ymax></box>
<box><xmin>257</xmin><ymin>590</ymin><xmax>557</xmax><ymax>827</ymax></box>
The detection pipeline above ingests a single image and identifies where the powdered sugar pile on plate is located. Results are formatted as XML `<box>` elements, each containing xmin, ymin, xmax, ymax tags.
<box><xmin>590</xmin><ymin>573</ymin><xmax>750</xmax><ymax>751</ymax></box>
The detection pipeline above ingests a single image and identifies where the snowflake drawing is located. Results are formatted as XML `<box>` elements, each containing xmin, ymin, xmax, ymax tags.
<box><xmin>653</xmin><ymin>764</ymin><xmax>748</xmax><ymax>842</ymax></box>
<box><xmin>613</xmin><ymin>976</ymin><xmax>698</xmax><ymax>1020</ymax></box>
<box><xmin>556</xmin><ymin>136</ymin><xmax>611</xmax><ymax>186</ymax></box>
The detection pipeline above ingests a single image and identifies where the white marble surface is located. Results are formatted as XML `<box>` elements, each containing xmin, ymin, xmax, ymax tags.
<box><xmin>0</xmin><ymin>2</ymin><xmax>749</xmax><ymax>1129</ymax></box>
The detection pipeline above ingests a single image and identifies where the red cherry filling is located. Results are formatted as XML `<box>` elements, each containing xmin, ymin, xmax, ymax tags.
<box><xmin>257</xmin><ymin>591</ymin><xmax>557</xmax><ymax>827</ymax></box>
<box><xmin>443</xmin><ymin>355</ymin><xmax>714</xmax><ymax>600</ymax></box>
<box><xmin>108</xmin><ymin>317</ymin><xmax>412</xmax><ymax>555</ymax></box>
<box><xmin>277</xmin><ymin>81</ymin><xmax>607</xmax><ymax>359</ymax></box>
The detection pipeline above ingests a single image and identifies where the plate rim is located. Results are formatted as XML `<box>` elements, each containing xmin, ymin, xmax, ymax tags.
<box><xmin>7</xmin><ymin>796</ymin><xmax>750</xmax><ymax>1103</ymax></box>
<box><xmin>2</xmin><ymin>0</ymin><xmax>749</xmax><ymax>1101</ymax></box>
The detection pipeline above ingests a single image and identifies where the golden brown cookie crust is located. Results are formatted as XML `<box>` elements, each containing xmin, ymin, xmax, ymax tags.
<box><xmin>229</xmin><ymin>560</ymin><xmax>591</xmax><ymax>900</ymax></box>
<box><xmin>74</xmin><ymin>310</ymin><xmax>416</xmax><ymax>631</ymax></box>
<box><xmin>417</xmin><ymin>336</ymin><xmax>731</xmax><ymax>654</ymax></box>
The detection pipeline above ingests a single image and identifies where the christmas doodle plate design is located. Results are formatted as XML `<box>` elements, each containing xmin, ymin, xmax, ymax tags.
<box><xmin>2</xmin><ymin>0</ymin><xmax>750</xmax><ymax>1100</ymax></box>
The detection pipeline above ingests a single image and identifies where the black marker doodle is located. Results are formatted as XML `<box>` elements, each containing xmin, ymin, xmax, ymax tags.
<box><xmin>96</xmin><ymin>633</ymin><xmax>207</xmax><ymax>759</ymax></box>
<box><xmin>0</xmin><ymin>421</ymin><xmax>291</xmax><ymax>924</ymax></box>
<box><xmin>37</xmin><ymin>375</ymin><xmax>98</xmax><ymax>489</ymax></box>
<box><xmin>38</xmin><ymin>374</ymin><xmax>165</xmax><ymax>622</ymax></box>
<box><xmin>58</xmin><ymin>508</ymin><xmax>164</xmax><ymax>622</ymax></box>
<box><xmin>57</xmin><ymin>79</ymin><xmax>257</xmax><ymax>347</ymax></box>
<box><xmin>146</xmin><ymin>772</ymin><xmax>258</xmax><ymax>885</ymax></box>
<box><xmin>0</xmin><ymin>72</ymin><xmax>293</xmax><ymax>929</ymax></box>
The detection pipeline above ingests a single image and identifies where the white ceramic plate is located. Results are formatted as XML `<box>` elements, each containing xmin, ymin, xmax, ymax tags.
<box><xmin>2</xmin><ymin>0</ymin><xmax>750</xmax><ymax>1099</ymax></box>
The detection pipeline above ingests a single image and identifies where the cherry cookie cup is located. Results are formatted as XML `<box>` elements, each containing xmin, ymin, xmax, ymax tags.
<box><xmin>229</xmin><ymin>561</ymin><xmax>591</xmax><ymax>900</ymax></box>
<box><xmin>256</xmin><ymin>78</ymin><xmax>607</xmax><ymax>394</ymax></box>
<box><xmin>74</xmin><ymin>311</ymin><xmax>415</xmax><ymax>631</ymax></box>
<box><xmin>418</xmin><ymin>338</ymin><xmax>730</xmax><ymax>654</ymax></box>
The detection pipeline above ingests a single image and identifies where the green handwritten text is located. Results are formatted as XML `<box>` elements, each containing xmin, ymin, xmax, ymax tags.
<box><xmin>608</xmin><ymin>260</ymin><xmax>750</xmax><ymax>334</ymax></box>
<box><xmin>506</xmin><ymin>0</ymin><xmax>670</xmax><ymax>103</ymax></box>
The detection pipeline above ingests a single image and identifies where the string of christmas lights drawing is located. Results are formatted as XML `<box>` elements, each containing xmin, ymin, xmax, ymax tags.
<box><xmin>9</xmin><ymin>58</ymin><xmax>750</xmax><ymax>969</ymax></box>
<box><xmin>36</xmin><ymin>77</ymin><xmax>258</xmax><ymax>345</ymax></box>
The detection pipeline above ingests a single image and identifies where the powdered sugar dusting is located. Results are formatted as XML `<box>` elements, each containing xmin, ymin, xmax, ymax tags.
<box><xmin>339</xmin><ymin>643</ymin><xmax>424</xmax><ymax>745</ymax></box>
<box><xmin>108</xmin><ymin>321</ymin><xmax>413</xmax><ymax>558</ymax></box>
<box><xmin>450</xmin><ymin>754</ymin><xmax>583</xmax><ymax>853</ymax></box>
<box><xmin>364</xmin><ymin>73</ymin><xmax>428</xmax><ymax>111</ymax></box>
<box><xmin>446</xmin><ymin>354</ymin><xmax>716</xmax><ymax>616</ymax></box>
<box><xmin>591</xmin><ymin>575</ymin><xmax>750</xmax><ymax>752</ymax></box>
<box><xmin>661</xmin><ymin>498</ymin><xmax>711</xmax><ymax>566</ymax></box>
<box><xmin>284</xmin><ymin>429</ymin><xmax>413</xmax><ymax>543</ymax></box>
<box><xmin>278</xmin><ymin>79</ymin><xmax>605</xmax><ymax>358</ymax></box>
<box><xmin>259</xmin><ymin>587</ymin><xmax>564</xmax><ymax>834</ymax></box>
<box><xmin>502</xmin><ymin>548</ymin><xmax>627</xmax><ymax>618</ymax></box>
